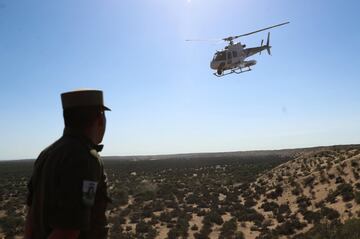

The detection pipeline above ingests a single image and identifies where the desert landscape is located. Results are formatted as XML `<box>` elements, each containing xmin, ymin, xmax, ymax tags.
<box><xmin>1</xmin><ymin>145</ymin><xmax>360</xmax><ymax>239</ymax></box>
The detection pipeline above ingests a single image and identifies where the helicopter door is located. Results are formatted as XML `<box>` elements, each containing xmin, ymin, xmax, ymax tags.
<box><xmin>227</xmin><ymin>51</ymin><xmax>232</xmax><ymax>65</ymax></box>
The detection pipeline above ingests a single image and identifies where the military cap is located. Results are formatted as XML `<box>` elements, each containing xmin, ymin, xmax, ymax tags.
<box><xmin>61</xmin><ymin>89</ymin><xmax>111</xmax><ymax>111</ymax></box>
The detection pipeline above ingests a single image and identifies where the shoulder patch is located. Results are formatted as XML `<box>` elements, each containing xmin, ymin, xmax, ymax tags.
<box><xmin>82</xmin><ymin>180</ymin><xmax>98</xmax><ymax>206</ymax></box>
<box><xmin>90</xmin><ymin>149</ymin><xmax>100</xmax><ymax>159</ymax></box>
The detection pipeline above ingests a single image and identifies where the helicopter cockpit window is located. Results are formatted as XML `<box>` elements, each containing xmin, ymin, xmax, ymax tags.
<box><xmin>214</xmin><ymin>52</ymin><xmax>226</xmax><ymax>61</ymax></box>
<box><xmin>232</xmin><ymin>51</ymin><xmax>238</xmax><ymax>58</ymax></box>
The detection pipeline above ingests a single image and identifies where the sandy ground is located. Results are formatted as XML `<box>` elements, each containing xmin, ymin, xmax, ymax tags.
<box><xmin>188</xmin><ymin>214</ymin><xmax>203</xmax><ymax>238</ymax></box>
<box><xmin>239</xmin><ymin>221</ymin><xmax>260</xmax><ymax>239</ymax></box>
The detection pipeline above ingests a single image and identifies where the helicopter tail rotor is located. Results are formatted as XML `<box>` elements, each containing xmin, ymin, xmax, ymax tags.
<box><xmin>266</xmin><ymin>32</ymin><xmax>271</xmax><ymax>55</ymax></box>
<box><xmin>260</xmin><ymin>39</ymin><xmax>264</xmax><ymax>55</ymax></box>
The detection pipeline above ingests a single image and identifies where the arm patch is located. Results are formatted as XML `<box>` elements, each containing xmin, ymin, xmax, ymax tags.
<box><xmin>82</xmin><ymin>180</ymin><xmax>98</xmax><ymax>207</ymax></box>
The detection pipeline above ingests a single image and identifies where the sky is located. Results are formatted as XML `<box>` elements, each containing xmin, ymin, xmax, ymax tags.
<box><xmin>0</xmin><ymin>0</ymin><xmax>360</xmax><ymax>160</ymax></box>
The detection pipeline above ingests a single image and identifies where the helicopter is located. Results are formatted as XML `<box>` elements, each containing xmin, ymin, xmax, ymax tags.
<box><xmin>187</xmin><ymin>22</ymin><xmax>289</xmax><ymax>77</ymax></box>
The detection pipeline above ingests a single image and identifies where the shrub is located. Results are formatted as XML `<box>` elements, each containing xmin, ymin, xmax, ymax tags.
<box><xmin>326</xmin><ymin>189</ymin><xmax>338</xmax><ymax>204</ymax></box>
<box><xmin>176</xmin><ymin>216</ymin><xmax>190</xmax><ymax>237</ymax></box>
<box><xmin>355</xmin><ymin>191</ymin><xmax>360</xmax><ymax>204</ymax></box>
<box><xmin>191</xmin><ymin>224</ymin><xmax>199</xmax><ymax>231</ymax></box>
<box><xmin>276</xmin><ymin>218</ymin><xmax>306</xmax><ymax>236</ymax></box>
<box><xmin>303</xmin><ymin>175</ymin><xmax>315</xmax><ymax>187</ymax></box>
<box><xmin>276</xmin><ymin>213</ymin><xmax>285</xmax><ymax>223</ymax></box>
<box><xmin>130</xmin><ymin>212</ymin><xmax>141</xmax><ymax>223</ymax></box>
<box><xmin>295</xmin><ymin>218</ymin><xmax>360</xmax><ymax>239</ymax></box>
<box><xmin>338</xmin><ymin>218</ymin><xmax>360</xmax><ymax>238</ymax></box>
<box><xmin>244</xmin><ymin>197</ymin><xmax>257</xmax><ymax>207</ymax></box>
<box><xmin>351</xmin><ymin>160</ymin><xmax>359</xmax><ymax>167</ymax></box>
<box><xmin>194</xmin><ymin>223</ymin><xmax>212</xmax><ymax>239</ymax></box>
<box><xmin>303</xmin><ymin>210</ymin><xmax>321</xmax><ymax>224</ymax></box>
<box><xmin>136</xmin><ymin>220</ymin><xmax>150</xmax><ymax>234</ymax></box>
<box><xmin>278</xmin><ymin>203</ymin><xmax>291</xmax><ymax>215</ymax></box>
<box><xmin>234</xmin><ymin>231</ymin><xmax>245</xmax><ymax>239</ymax></box>
<box><xmin>260</xmin><ymin>201</ymin><xmax>279</xmax><ymax>213</ymax></box>
<box><xmin>159</xmin><ymin>211</ymin><xmax>172</xmax><ymax>223</ymax></box>
<box><xmin>296</xmin><ymin>196</ymin><xmax>311</xmax><ymax>209</ymax></box>
<box><xmin>114</xmin><ymin>189</ymin><xmax>129</xmax><ymax>205</ymax></box>
<box><xmin>204</xmin><ymin>210</ymin><xmax>223</xmax><ymax>225</ymax></box>
<box><xmin>276</xmin><ymin>221</ymin><xmax>296</xmax><ymax>235</ymax></box>
<box><xmin>321</xmin><ymin>207</ymin><xmax>340</xmax><ymax>220</ymax></box>
<box><xmin>220</xmin><ymin>218</ymin><xmax>237</xmax><ymax>238</ymax></box>
<box><xmin>338</xmin><ymin>183</ymin><xmax>354</xmax><ymax>202</ymax></box>
<box><xmin>147</xmin><ymin>227</ymin><xmax>157</xmax><ymax>239</ymax></box>
<box><xmin>335</xmin><ymin>176</ymin><xmax>344</xmax><ymax>184</ymax></box>
<box><xmin>291</xmin><ymin>187</ymin><xmax>302</xmax><ymax>196</ymax></box>
<box><xmin>234</xmin><ymin>207</ymin><xmax>264</xmax><ymax>223</ymax></box>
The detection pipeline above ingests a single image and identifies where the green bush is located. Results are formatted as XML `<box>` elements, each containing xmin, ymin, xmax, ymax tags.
<box><xmin>320</xmin><ymin>207</ymin><xmax>340</xmax><ymax>220</ymax></box>
<box><xmin>234</xmin><ymin>231</ymin><xmax>245</xmax><ymax>239</ymax></box>
<box><xmin>295</xmin><ymin>219</ymin><xmax>360</xmax><ymax>239</ymax></box>
<box><xmin>303</xmin><ymin>210</ymin><xmax>321</xmax><ymax>224</ymax></box>
<box><xmin>135</xmin><ymin>220</ymin><xmax>150</xmax><ymax>234</ymax></box>
<box><xmin>261</xmin><ymin>201</ymin><xmax>279</xmax><ymax>213</ymax></box>
<box><xmin>220</xmin><ymin>218</ymin><xmax>237</xmax><ymax>238</ymax></box>
<box><xmin>204</xmin><ymin>210</ymin><xmax>223</xmax><ymax>225</ymax></box>
<box><xmin>338</xmin><ymin>218</ymin><xmax>360</xmax><ymax>238</ymax></box>
<box><xmin>354</xmin><ymin>191</ymin><xmax>360</xmax><ymax>204</ymax></box>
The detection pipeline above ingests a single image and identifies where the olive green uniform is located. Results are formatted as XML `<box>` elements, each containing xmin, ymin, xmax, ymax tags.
<box><xmin>27</xmin><ymin>128</ymin><xmax>111</xmax><ymax>239</ymax></box>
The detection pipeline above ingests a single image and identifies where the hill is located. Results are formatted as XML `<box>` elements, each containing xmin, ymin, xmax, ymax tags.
<box><xmin>241</xmin><ymin>145</ymin><xmax>360</xmax><ymax>238</ymax></box>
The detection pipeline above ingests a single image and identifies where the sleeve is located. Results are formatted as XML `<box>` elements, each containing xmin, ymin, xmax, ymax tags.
<box><xmin>26</xmin><ymin>151</ymin><xmax>46</xmax><ymax>207</ymax></box>
<box><xmin>47</xmin><ymin>147</ymin><xmax>101</xmax><ymax>230</ymax></box>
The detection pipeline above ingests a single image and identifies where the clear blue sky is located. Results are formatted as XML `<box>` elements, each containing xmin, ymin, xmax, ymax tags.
<box><xmin>1</xmin><ymin>0</ymin><xmax>360</xmax><ymax>160</ymax></box>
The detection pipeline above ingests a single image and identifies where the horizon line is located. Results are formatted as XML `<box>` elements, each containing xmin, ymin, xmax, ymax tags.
<box><xmin>1</xmin><ymin>143</ymin><xmax>359</xmax><ymax>162</ymax></box>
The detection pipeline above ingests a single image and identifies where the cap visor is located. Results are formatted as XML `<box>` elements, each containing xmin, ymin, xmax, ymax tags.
<box><xmin>103</xmin><ymin>106</ymin><xmax>111</xmax><ymax>111</ymax></box>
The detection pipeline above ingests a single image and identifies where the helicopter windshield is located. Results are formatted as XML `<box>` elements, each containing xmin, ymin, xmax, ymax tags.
<box><xmin>213</xmin><ymin>51</ymin><xmax>226</xmax><ymax>61</ymax></box>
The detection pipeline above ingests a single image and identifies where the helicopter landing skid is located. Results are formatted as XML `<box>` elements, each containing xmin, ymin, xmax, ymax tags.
<box><xmin>214</xmin><ymin>67</ymin><xmax>252</xmax><ymax>77</ymax></box>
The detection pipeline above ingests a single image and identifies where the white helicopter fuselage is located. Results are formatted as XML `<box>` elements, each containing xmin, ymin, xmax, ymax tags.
<box><xmin>210</xmin><ymin>42</ymin><xmax>269</xmax><ymax>74</ymax></box>
<box><xmin>210</xmin><ymin>43</ymin><xmax>246</xmax><ymax>70</ymax></box>
<box><xmin>210</xmin><ymin>31</ymin><xmax>273</xmax><ymax>78</ymax></box>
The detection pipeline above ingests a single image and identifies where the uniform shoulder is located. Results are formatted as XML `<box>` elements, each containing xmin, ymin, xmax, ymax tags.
<box><xmin>40</xmin><ymin>136</ymin><xmax>93</xmax><ymax>163</ymax></box>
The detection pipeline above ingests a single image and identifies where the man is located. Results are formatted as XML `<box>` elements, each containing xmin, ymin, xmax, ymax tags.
<box><xmin>25</xmin><ymin>89</ymin><xmax>111</xmax><ymax>239</ymax></box>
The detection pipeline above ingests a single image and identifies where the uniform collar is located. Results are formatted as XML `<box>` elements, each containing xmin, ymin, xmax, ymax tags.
<box><xmin>63</xmin><ymin>127</ymin><xmax>104</xmax><ymax>152</ymax></box>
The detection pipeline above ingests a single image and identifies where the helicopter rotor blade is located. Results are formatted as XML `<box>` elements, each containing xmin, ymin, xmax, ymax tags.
<box><xmin>224</xmin><ymin>21</ymin><xmax>289</xmax><ymax>42</ymax></box>
<box><xmin>185</xmin><ymin>39</ymin><xmax>221</xmax><ymax>42</ymax></box>
<box><xmin>185</xmin><ymin>39</ymin><xmax>224</xmax><ymax>46</ymax></box>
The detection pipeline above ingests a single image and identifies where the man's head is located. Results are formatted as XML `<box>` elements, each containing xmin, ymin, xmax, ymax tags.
<box><xmin>61</xmin><ymin>89</ymin><xmax>110</xmax><ymax>144</ymax></box>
